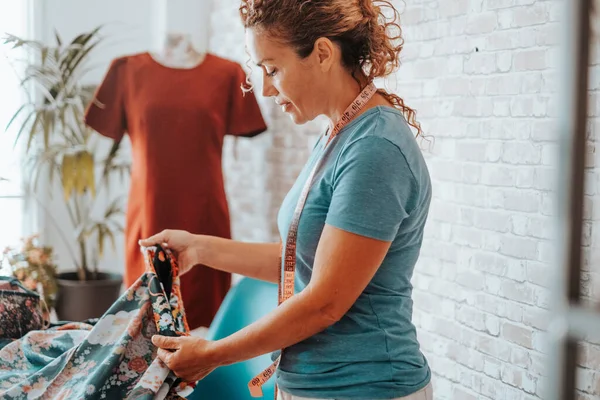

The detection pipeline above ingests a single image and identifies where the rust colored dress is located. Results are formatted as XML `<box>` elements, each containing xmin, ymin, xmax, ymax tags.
<box><xmin>84</xmin><ymin>53</ymin><xmax>267</xmax><ymax>329</ymax></box>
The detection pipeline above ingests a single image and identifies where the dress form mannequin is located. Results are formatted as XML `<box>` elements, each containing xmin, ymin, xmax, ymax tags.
<box><xmin>149</xmin><ymin>32</ymin><xmax>206</xmax><ymax>69</ymax></box>
<box><xmin>84</xmin><ymin>0</ymin><xmax>267</xmax><ymax>331</ymax></box>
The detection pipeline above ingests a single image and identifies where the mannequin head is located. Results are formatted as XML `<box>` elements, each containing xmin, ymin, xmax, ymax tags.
<box><xmin>163</xmin><ymin>33</ymin><xmax>194</xmax><ymax>57</ymax></box>
<box><xmin>155</xmin><ymin>0</ymin><xmax>209</xmax><ymax>55</ymax></box>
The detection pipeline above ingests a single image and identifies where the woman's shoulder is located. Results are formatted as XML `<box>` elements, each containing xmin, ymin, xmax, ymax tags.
<box><xmin>342</xmin><ymin>106</ymin><xmax>426</xmax><ymax>166</ymax></box>
<box><xmin>336</xmin><ymin>106</ymin><xmax>431</xmax><ymax>192</ymax></box>
<box><xmin>346</xmin><ymin>106</ymin><xmax>415</xmax><ymax>147</ymax></box>
<box><xmin>329</xmin><ymin>106</ymin><xmax>431</xmax><ymax>214</ymax></box>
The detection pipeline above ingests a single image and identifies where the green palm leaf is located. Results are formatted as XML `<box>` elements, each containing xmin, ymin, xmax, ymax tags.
<box><xmin>5</xmin><ymin>25</ymin><xmax>130</xmax><ymax>280</ymax></box>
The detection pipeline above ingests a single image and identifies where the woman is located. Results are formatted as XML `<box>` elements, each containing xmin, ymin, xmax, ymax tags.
<box><xmin>140</xmin><ymin>0</ymin><xmax>433</xmax><ymax>399</ymax></box>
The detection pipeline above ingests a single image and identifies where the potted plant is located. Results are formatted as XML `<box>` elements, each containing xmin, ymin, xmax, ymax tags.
<box><xmin>4</xmin><ymin>27</ymin><xmax>130</xmax><ymax>321</ymax></box>
<box><xmin>2</xmin><ymin>234</ymin><xmax>58</xmax><ymax>314</ymax></box>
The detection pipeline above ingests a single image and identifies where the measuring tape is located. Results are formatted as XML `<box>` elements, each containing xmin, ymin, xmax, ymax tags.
<box><xmin>247</xmin><ymin>82</ymin><xmax>378</xmax><ymax>399</ymax></box>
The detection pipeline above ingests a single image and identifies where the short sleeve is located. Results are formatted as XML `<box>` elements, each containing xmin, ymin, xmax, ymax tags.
<box><xmin>325</xmin><ymin>136</ymin><xmax>417</xmax><ymax>241</ymax></box>
<box><xmin>84</xmin><ymin>57</ymin><xmax>127</xmax><ymax>141</ymax></box>
<box><xmin>226</xmin><ymin>64</ymin><xmax>268</xmax><ymax>137</ymax></box>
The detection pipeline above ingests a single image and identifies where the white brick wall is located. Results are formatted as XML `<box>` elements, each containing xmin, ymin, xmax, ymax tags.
<box><xmin>400</xmin><ymin>0</ymin><xmax>600</xmax><ymax>398</ymax></box>
<box><xmin>210</xmin><ymin>0</ymin><xmax>600</xmax><ymax>398</ymax></box>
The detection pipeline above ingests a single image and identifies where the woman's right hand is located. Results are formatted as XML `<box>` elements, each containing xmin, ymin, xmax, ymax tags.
<box><xmin>139</xmin><ymin>230</ymin><xmax>202</xmax><ymax>275</ymax></box>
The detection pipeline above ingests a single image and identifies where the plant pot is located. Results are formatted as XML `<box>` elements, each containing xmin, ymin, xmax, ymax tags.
<box><xmin>55</xmin><ymin>272</ymin><xmax>123</xmax><ymax>321</ymax></box>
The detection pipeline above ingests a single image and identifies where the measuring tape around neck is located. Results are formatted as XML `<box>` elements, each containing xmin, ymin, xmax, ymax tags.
<box><xmin>248</xmin><ymin>82</ymin><xmax>378</xmax><ymax>398</ymax></box>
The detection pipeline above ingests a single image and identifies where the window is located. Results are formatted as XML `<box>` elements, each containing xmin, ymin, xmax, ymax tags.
<box><xmin>0</xmin><ymin>2</ymin><xmax>30</xmax><ymax>272</ymax></box>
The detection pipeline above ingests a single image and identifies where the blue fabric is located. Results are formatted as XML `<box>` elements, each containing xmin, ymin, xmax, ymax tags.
<box><xmin>0</xmin><ymin>247</ymin><xmax>195</xmax><ymax>399</ymax></box>
<box><xmin>275</xmin><ymin>106</ymin><xmax>432</xmax><ymax>399</ymax></box>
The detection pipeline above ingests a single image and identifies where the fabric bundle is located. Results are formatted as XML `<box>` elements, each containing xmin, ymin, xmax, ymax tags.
<box><xmin>0</xmin><ymin>245</ymin><xmax>195</xmax><ymax>399</ymax></box>
<box><xmin>0</xmin><ymin>276</ymin><xmax>48</xmax><ymax>342</ymax></box>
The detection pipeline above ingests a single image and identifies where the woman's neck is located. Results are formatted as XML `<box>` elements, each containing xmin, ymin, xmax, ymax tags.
<box><xmin>324</xmin><ymin>71</ymin><xmax>385</xmax><ymax>129</ymax></box>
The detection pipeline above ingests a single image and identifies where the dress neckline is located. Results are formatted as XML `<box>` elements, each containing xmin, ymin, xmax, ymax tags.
<box><xmin>144</xmin><ymin>51</ymin><xmax>211</xmax><ymax>71</ymax></box>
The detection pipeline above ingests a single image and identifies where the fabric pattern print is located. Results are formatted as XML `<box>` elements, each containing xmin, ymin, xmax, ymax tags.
<box><xmin>0</xmin><ymin>245</ymin><xmax>196</xmax><ymax>399</ymax></box>
<box><xmin>0</xmin><ymin>277</ymin><xmax>46</xmax><ymax>341</ymax></box>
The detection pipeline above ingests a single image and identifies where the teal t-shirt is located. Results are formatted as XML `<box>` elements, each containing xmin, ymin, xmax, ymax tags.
<box><xmin>275</xmin><ymin>106</ymin><xmax>432</xmax><ymax>399</ymax></box>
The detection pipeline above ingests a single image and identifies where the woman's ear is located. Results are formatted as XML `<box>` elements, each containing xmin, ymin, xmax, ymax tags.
<box><xmin>313</xmin><ymin>37</ymin><xmax>337</xmax><ymax>72</ymax></box>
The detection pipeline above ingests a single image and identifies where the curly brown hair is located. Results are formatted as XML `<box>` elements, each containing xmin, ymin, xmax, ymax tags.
<box><xmin>239</xmin><ymin>0</ymin><xmax>423</xmax><ymax>137</ymax></box>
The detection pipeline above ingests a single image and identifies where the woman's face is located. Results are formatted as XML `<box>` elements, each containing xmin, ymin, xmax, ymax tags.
<box><xmin>246</xmin><ymin>28</ymin><xmax>328</xmax><ymax>125</ymax></box>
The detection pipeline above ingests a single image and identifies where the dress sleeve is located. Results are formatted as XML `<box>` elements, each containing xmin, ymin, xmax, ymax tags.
<box><xmin>84</xmin><ymin>57</ymin><xmax>127</xmax><ymax>141</ymax></box>
<box><xmin>226</xmin><ymin>64</ymin><xmax>268</xmax><ymax>137</ymax></box>
<box><xmin>325</xmin><ymin>136</ymin><xmax>417</xmax><ymax>242</ymax></box>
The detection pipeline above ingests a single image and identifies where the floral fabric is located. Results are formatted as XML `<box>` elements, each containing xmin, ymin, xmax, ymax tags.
<box><xmin>0</xmin><ymin>246</ymin><xmax>196</xmax><ymax>399</ymax></box>
<box><xmin>0</xmin><ymin>277</ymin><xmax>46</xmax><ymax>340</ymax></box>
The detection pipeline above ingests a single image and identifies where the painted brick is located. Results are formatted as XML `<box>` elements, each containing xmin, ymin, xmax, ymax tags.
<box><xmin>512</xmin><ymin>3</ymin><xmax>549</xmax><ymax>27</ymax></box>
<box><xmin>505</xmin><ymin>259</ymin><xmax>527</xmax><ymax>282</ymax></box>
<box><xmin>493</xmin><ymin>97</ymin><xmax>512</xmax><ymax>116</ymax></box>
<box><xmin>500</xmin><ymin>279</ymin><xmax>535</xmax><ymax>305</ymax></box>
<box><xmin>485</xmin><ymin>0</ymin><xmax>517</xmax><ymax>10</ymax></box>
<box><xmin>502</xmin><ymin>142</ymin><xmax>542</xmax><ymax>165</ymax></box>
<box><xmin>499</xmin><ymin>235</ymin><xmax>539</xmax><ymax>260</ymax></box>
<box><xmin>485</xmin><ymin>314</ymin><xmax>501</xmax><ymax>336</ymax></box>
<box><xmin>484</xmin><ymin>356</ymin><xmax>502</xmax><ymax>379</ymax></box>
<box><xmin>513</xmin><ymin>49</ymin><xmax>548</xmax><ymax>71</ymax></box>
<box><xmin>521</xmin><ymin>72</ymin><xmax>544</xmax><ymax>93</ymax></box>
<box><xmin>510</xmin><ymin>347</ymin><xmax>532</xmax><ymax>369</ymax></box>
<box><xmin>532</xmin><ymin>285</ymin><xmax>551</xmax><ymax>309</ymax></box>
<box><xmin>501</xmin><ymin>364</ymin><xmax>524</xmax><ymax>388</ymax></box>
<box><xmin>466</xmin><ymin>12</ymin><xmax>499</xmax><ymax>35</ymax></box>
<box><xmin>522</xmin><ymin>306</ymin><xmax>550</xmax><ymax>330</ymax></box>
<box><xmin>525</xmin><ymin>261</ymin><xmax>552</xmax><ymax>287</ymax></box>
<box><xmin>464</xmin><ymin>53</ymin><xmax>498</xmax><ymax>75</ymax></box>
<box><xmin>501</xmin><ymin>322</ymin><xmax>534</xmax><ymax>348</ymax></box>
<box><xmin>456</xmin><ymin>305</ymin><xmax>487</xmax><ymax>332</ymax></box>
<box><xmin>470</xmin><ymin>251</ymin><xmax>508</xmax><ymax>276</ymax></box>
<box><xmin>579</xmin><ymin>343</ymin><xmax>600</xmax><ymax>370</ymax></box>
<box><xmin>470</xmin><ymin>331</ymin><xmax>512</xmax><ymax>362</ymax></box>
<box><xmin>516</xmin><ymin>168</ymin><xmax>535</xmax><ymax>188</ymax></box>
<box><xmin>457</xmin><ymin>270</ymin><xmax>487</xmax><ymax>290</ymax></box>
<box><xmin>452</xmin><ymin>387</ymin><xmax>480</xmax><ymax>400</ymax></box>
<box><xmin>577</xmin><ymin>368</ymin><xmax>600</xmax><ymax>396</ymax></box>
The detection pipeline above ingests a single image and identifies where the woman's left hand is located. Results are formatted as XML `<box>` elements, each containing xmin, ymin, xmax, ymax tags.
<box><xmin>152</xmin><ymin>335</ymin><xmax>220</xmax><ymax>382</ymax></box>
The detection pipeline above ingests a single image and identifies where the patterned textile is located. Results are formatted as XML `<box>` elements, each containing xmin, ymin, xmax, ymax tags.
<box><xmin>0</xmin><ymin>245</ymin><xmax>196</xmax><ymax>399</ymax></box>
<box><xmin>0</xmin><ymin>277</ymin><xmax>46</xmax><ymax>341</ymax></box>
